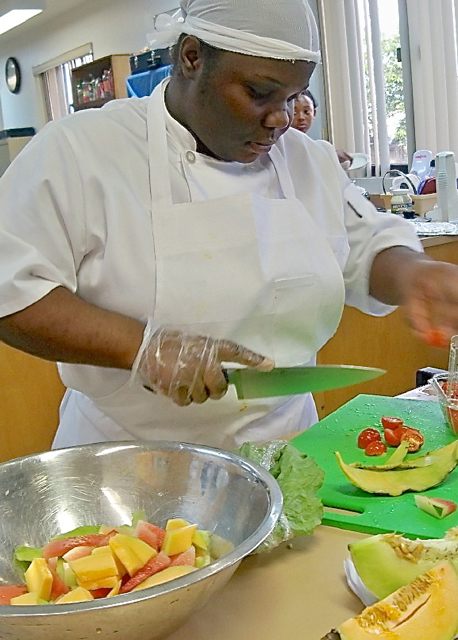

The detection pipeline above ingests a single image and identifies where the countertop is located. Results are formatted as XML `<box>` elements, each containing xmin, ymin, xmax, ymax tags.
<box><xmin>167</xmin><ymin>525</ymin><xmax>366</xmax><ymax>640</ymax></box>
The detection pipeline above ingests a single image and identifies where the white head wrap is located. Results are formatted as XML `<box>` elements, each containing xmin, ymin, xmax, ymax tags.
<box><xmin>149</xmin><ymin>0</ymin><xmax>320</xmax><ymax>63</ymax></box>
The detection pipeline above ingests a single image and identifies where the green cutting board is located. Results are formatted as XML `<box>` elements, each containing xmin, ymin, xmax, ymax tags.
<box><xmin>292</xmin><ymin>394</ymin><xmax>458</xmax><ymax>539</ymax></box>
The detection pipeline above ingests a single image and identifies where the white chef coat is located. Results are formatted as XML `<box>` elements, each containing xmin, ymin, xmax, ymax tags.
<box><xmin>0</xmin><ymin>80</ymin><xmax>423</xmax><ymax>450</ymax></box>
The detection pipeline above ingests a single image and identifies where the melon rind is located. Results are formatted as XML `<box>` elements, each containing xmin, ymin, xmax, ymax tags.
<box><xmin>335</xmin><ymin>440</ymin><xmax>458</xmax><ymax>496</ymax></box>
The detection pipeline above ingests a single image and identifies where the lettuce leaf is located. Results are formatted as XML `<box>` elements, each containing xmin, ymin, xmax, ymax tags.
<box><xmin>237</xmin><ymin>440</ymin><xmax>325</xmax><ymax>552</ymax></box>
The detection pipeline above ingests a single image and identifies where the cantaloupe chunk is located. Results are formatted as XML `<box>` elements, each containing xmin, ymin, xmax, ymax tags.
<box><xmin>107</xmin><ymin>580</ymin><xmax>122</xmax><ymax>597</ymax></box>
<box><xmin>108</xmin><ymin>533</ymin><xmax>157</xmax><ymax>576</ymax></box>
<box><xmin>162</xmin><ymin>524</ymin><xmax>197</xmax><ymax>556</ymax></box>
<box><xmin>10</xmin><ymin>592</ymin><xmax>42</xmax><ymax>605</ymax></box>
<box><xmin>92</xmin><ymin>544</ymin><xmax>127</xmax><ymax>577</ymax></box>
<box><xmin>24</xmin><ymin>557</ymin><xmax>53</xmax><ymax>601</ymax></box>
<box><xmin>55</xmin><ymin>586</ymin><xmax>94</xmax><ymax>604</ymax></box>
<box><xmin>131</xmin><ymin>565</ymin><xmax>196</xmax><ymax>591</ymax></box>
<box><xmin>78</xmin><ymin>575</ymin><xmax>121</xmax><ymax>591</ymax></box>
<box><xmin>68</xmin><ymin>546</ymin><xmax>119</xmax><ymax>584</ymax></box>
<box><xmin>165</xmin><ymin>518</ymin><xmax>191</xmax><ymax>530</ymax></box>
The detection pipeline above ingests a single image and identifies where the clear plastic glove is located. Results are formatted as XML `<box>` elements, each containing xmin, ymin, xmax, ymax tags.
<box><xmin>132</xmin><ymin>321</ymin><xmax>275</xmax><ymax>407</ymax></box>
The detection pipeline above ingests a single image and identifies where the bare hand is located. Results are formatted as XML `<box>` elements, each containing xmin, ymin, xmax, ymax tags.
<box><xmin>400</xmin><ymin>260</ymin><xmax>458</xmax><ymax>348</ymax></box>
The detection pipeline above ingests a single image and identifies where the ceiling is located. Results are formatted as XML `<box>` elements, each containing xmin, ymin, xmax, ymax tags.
<box><xmin>0</xmin><ymin>0</ymin><xmax>97</xmax><ymax>41</ymax></box>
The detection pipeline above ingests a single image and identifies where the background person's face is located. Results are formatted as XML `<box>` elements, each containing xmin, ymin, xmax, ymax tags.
<box><xmin>292</xmin><ymin>93</ymin><xmax>316</xmax><ymax>134</ymax></box>
<box><xmin>183</xmin><ymin>50</ymin><xmax>315</xmax><ymax>163</ymax></box>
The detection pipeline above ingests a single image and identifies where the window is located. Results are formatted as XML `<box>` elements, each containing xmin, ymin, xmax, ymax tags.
<box><xmin>33</xmin><ymin>45</ymin><xmax>93</xmax><ymax>122</ymax></box>
<box><xmin>317</xmin><ymin>0</ymin><xmax>458</xmax><ymax>175</ymax></box>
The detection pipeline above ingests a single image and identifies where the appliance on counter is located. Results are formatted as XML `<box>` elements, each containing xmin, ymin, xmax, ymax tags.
<box><xmin>0</xmin><ymin>127</ymin><xmax>35</xmax><ymax>178</ymax></box>
<box><xmin>435</xmin><ymin>151</ymin><xmax>458</xmax><ymax>222</ymax></box>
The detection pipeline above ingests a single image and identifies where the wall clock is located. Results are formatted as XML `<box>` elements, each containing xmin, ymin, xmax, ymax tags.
<box><xmin>5</xmin><ymin>57</ymin><xmax>21</xmax><ymax>94</ymax></box>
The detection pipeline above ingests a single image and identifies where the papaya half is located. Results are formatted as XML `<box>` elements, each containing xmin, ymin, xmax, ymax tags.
<box><xmin>321</xmin><ymin>561</ymin><xmax>458</xmax><ymax>640</ymax></box>
<box><xmin>335</xmin><ymin>440</ymin><xmax>458</xmax><ymax>496</ymax></box>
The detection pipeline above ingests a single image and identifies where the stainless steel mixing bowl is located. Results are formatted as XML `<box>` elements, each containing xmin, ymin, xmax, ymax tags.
<box><xmin>0</xmin><ymin>441</ymin><xmax>282</xmax><ymax>640</ymax></box>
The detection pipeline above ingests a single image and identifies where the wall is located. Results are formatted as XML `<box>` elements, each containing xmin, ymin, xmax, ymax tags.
<box><xmin>0</xmin><ymin>0</ymin><xmax>179</xmax><ymax>131</ymax></box>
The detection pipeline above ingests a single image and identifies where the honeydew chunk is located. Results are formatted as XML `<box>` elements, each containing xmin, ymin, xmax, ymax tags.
<box><xmin>56</xmin><ymin>559</ymin><xmax>78</xmax><ymax>588</ymax></box>
<box><xmin>131</xmin><ymin>565</ymin><xmax>196</xmax><ymax>591</ymax></box>
<box><xmin>10</xmin><ymin>592</ymin><xmax>42</xmax><ymax>605</ymax></box>
<box><xmin>165</xmin><ymin>518</ymin><xmax>191</xmax><ymax>530</ymax></box>
<box><xmin>192</xmin><ymin>529</ymin><xmax>211</xmax><ymax>552</ymax></box>
<box><xmin>78</xmin><ymin>575</ymin><xmax>121</xmax><ymax>591</ymax></box>
<box><xmin>195</xmin><ymin>553</ymin><xmax>211</xmax><ymax>569</ymax></box>
<box><xmin>55</xmin><ymin>586</ymin><xmax>94</xmax><ymax>604</ymax></box>
<box><xmin>68</xmin><ymin>546</ymin><xmax>119</xmax><ymax>584</ymax></box>
<box><xmin>24</xmin><ymin>557</ymin><xmax>53</xmax><ymax>601</ymax></box>
<box><xmin>109</xmin><ymin>533</ymin><xmax>157</xmax><ymax>576</ymax></box>
<box><xmin>162</xmin><ymin>524</ymin><xmax>197</xmax><ymax>556</ymax></box>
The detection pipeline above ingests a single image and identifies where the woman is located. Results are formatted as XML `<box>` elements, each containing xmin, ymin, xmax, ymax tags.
<box><xmin>292</xmin><ymin>89</ymin><xmax>353</xmax><ymax>165</ymax></box>
<box><xmin>0</xmin><ymin>0</ymin><xmax>456</xmax><ymax>451</ymax></box>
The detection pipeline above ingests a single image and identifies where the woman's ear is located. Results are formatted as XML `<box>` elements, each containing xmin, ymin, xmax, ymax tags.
<box><xmin>178</xmin><ymin>35</ymin><xmax>204</xmax><ymax>78</ymax></box>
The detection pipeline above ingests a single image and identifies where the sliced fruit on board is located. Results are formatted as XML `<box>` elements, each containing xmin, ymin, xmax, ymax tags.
<box><xmin>335</xmin><ymin>440</ymin><xmax>458</xmax><ymax>496</ymax></box>
<box><xmin>348</xmin><ymin>527</ymin><xmax>458</xmax><ymax>599</ymax></box>
<box><xmin>322</xmin><ymin>561</ymin><xmax>458</xmax><ymax>640</ymax></box>
<box><xmin>414</xmin><ymin>495</ymin><xmax>457</xmax><ymax>519</ymax></box>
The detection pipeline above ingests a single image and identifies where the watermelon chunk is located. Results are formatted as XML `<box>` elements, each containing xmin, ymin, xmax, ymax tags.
<box><xmin>415</xmin><ymin>495</ymin><xmax>457</xmax><ymax>519</ymax></box>
<box><xmin>0</xmin><ymin>585</ymin><xmax>28</xmax><ymax>605</ymax></box>
<box><xmin>133</xmin><ymin>520</ymin><xmax>165</xmax><ymax>551</ymax></box>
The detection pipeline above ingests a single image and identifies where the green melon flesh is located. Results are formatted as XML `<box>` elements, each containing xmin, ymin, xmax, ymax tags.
<box><xmin>349</xmin><ymin>527</ymin><xmax>458</xmax><ymax>599</ymax></box>
<box><xmin>338</xmin><ymin>561</ymin><xmax>458</xmax><ymax>640</ymax></box>
<box><xmin>335</xmin><ymin>440</ymin><xmax>458</xmax><ymax>496</ymax></box>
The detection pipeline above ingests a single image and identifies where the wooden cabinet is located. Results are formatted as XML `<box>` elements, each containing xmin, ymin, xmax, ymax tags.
<box><xmin>314</xmin><ymin>237</ymin><xmax>458</xmax><ymax>419</ymax></box>
<box><xmin>71</xmin><ymin>54</ymin><xmax>131</xmax><ymax>112</ymax></box>
<box><xmin>0</xmin><ymin>343</ymin><xmax>65</xmax><ymax>462</ymax></box>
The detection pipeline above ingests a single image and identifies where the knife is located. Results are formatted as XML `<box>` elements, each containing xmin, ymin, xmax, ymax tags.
<box><xmin>225</xmin><ymin>365</ymin><xmax>385</xmax><ymax>399</ymax></box>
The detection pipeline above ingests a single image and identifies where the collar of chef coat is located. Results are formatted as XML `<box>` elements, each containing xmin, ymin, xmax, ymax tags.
<box><xmin>157</xmin><ymin>79</ymin><xmax>282</xmax><ymax>203</ymax></box>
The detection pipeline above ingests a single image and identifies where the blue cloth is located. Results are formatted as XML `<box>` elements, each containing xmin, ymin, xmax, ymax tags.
<box><xmin>126</xmin><ymin>66</ymin><xmax>172</xmax><ymax>98</ymax></box>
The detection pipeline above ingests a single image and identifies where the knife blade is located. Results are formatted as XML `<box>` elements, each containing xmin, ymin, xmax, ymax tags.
<box><xmin>225</xmin><ymin>365</ymin><xmax>385</xmax><ymax>399</ymax></box>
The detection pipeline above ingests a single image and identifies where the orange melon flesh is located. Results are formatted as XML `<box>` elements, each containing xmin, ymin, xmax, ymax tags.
<box><xmin>338</xmin><ymin>561</ymin><xmax>458</xmax><ymax>640</ymax></box>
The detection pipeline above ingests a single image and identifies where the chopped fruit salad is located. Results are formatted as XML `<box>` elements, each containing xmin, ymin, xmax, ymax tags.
<box><xmin>0</xmin><ymin>514</ymin><xmax>233</xmax><ymax>606</ymax></box>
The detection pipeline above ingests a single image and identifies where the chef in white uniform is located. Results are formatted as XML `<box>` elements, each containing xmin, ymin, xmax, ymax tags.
<box><xmin>0</xmin><ymin>0</ymin><xmax>457</xmax><ymax>451</ymax></box>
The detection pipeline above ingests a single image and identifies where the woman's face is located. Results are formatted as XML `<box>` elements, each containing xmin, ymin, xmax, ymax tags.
<box><xmin>291</xmin><ymin>92</ymin><xmax>316</xmax><ymax>134</ymax></box>
<box><xmin>176</xmin><ymin>43</ymin><xmax>315</xmax><ymax>163</ymax></box>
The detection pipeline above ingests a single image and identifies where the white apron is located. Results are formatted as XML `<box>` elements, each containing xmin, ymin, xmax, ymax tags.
<box><xmin>54</xmin><ymin>88</ymin><xmax>346</xmax><ymax>450</ymax></box>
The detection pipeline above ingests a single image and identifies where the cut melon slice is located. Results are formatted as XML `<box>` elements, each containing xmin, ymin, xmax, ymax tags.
<box><xmin>414</xmin><ymin>494</ymin><xmax>457</xmax><ymax>519</ymax></box>
<box><xmin>336</xmin><ymin>561</ymin><xmax>458</xmax><ymax>640</ymax></box>
<box><xmin>349</xmin><ymin>528</ymin><xmax>458</xmax><ymax>599</ymax></box>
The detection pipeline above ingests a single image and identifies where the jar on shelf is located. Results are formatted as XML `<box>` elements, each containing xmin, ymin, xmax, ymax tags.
<box><xmin>390</xmin><ymin>188</ymin><xmax>414</xmax><ymax>217</ymax></box>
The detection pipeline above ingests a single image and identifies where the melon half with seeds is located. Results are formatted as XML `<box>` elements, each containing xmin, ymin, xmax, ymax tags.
<box><xmin>322</xmin><ymin>561</ymin><xmax>458</xmax><ymax>640</ymax></box>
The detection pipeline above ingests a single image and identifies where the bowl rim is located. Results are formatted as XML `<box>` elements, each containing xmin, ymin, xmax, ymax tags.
<box><xmin>0</xmin><ymin>440</ymin><xmax>283</xmax><ymax>617</ymax></box>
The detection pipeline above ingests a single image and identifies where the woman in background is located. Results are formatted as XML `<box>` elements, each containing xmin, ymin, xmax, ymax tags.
<box><xmin>292</xmin><ymin>89</ymin><xmax>352</xmax><ymax>166</ymax></box>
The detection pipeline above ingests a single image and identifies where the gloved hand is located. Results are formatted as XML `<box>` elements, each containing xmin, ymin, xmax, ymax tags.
<box><xmin>132</xmin><ymin>321</ymin><xmax>274</xmax><ymax>406</ymax></box>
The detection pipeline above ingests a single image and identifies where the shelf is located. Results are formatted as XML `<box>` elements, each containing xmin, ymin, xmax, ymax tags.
<box><xmin>71</xmin><ymin>54</ymin><xmax>131</xmax><ymax>111</ymax></box>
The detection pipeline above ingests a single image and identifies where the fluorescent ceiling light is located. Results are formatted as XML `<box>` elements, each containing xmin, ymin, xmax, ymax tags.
<box><xmin>0</xmin><ymin>8</ymin><xmax>41</xmax><ymax>35</ymax></box>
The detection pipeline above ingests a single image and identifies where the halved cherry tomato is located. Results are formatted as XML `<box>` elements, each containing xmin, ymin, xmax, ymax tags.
<box><xmin>384</xmin><ymin>428</ymin><xmax>403</xmax><ymax>447</ymax></box>
<box><xmin>424</xmin><ymin>328</ymin><xmax>449</xmax><ymax>349</ymax></box>
<box><xmin>365</xmin><ymin>440</ymin><xmax>387</xmax><ymax>456</ymax></box>
<box><xmin>381</xmin><ymin>416</ymin><xmax>404</xmax><ymax>430</ymax></box>
<box><xmin>399</xmin><ymin>426</ymin><xmax>424</xmax><ymax>452</ymax></box>
<box><xmin>357</xmin><ymin>428</ymin><xmax>381</xmax><ymax>449</ymax></box>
